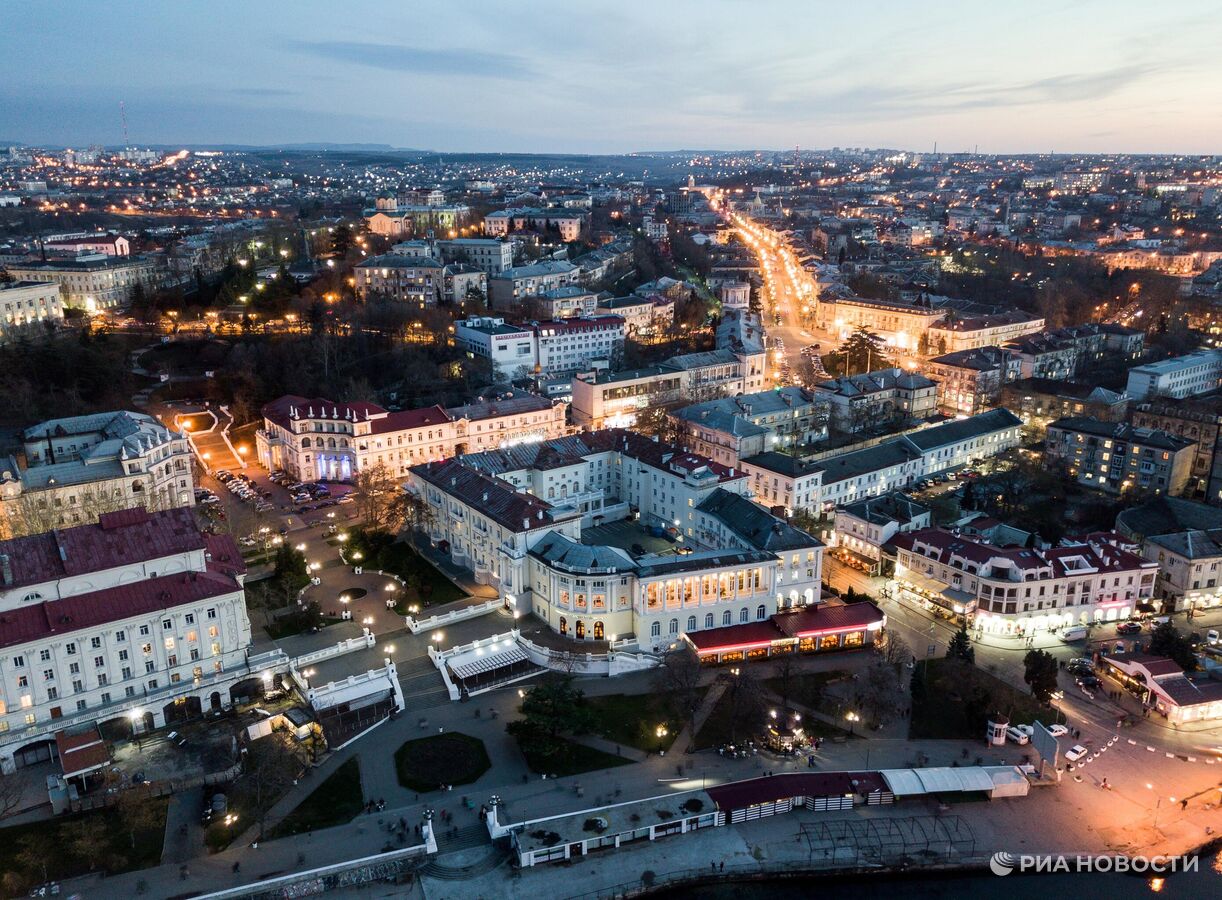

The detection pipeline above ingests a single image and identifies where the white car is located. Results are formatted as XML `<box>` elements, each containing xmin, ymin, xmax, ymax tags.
<box><xmin>1047</xmin><ymin>724</ymin><xmax>1069</xmax><ymax>738</ymax></box>
<box><xmin>1064</xmin><ymin>744</ymin><xmax>1088</xmax><ymax>762</ymax></box>
<box><xmin>1006</xmin><ymin>726</ymin><xmax>1030</xmax><ymax>745</ymax></box>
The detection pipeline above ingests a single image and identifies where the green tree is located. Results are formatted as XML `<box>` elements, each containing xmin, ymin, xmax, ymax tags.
<box><xmin>1147</xmin><ymin>621</ymin><xmax>1197</xmax><ymax>671</ymax></box>
<box><xmin>946</xmin><ymin>623</ymin><xmax>975</xmax><ymax>665</ymax></box>
<box><xmin>826</xmin><ymin>326</ymin><xmax>891</xmax><ymax>376</ymax></box>
<box><xmin>1022</xmin><ymin>649</ymin><xmax>1060</xmax><ymax>703</ymax></box>
<box><xmin>330</xmin><ymin>225</ymin><xmax>353</xmax><ymax>257</ymax></box>
<box><xmin>273</xmin><ymin>544</ymin><xmax>310</xmax><ymax>594</ymax></box>
<box><xmin>507</xmin><ymin>676</ymin><xmax>597</xmax><ymax>758</ymax></box>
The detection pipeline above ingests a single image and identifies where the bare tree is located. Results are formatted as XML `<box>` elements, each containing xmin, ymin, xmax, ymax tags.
<box><xmin>0</xmin><ymin>774</ymin><xmax>25</xmax><ymax>819</ymax></box>
<box><xmin>350</xmin><ymin>462</ymin><xmax>409</xmax><ymax>533</ymax></box>
<box><xmin>853</xmin><ymin>657</ymin><xmax>904</xmax><ymax>731</ymax></box>
<box><xmin>654</xmin><ymin>646</ymin><xmax>704</xmax><ymax>733</ymax></box>
<box><xmin>242</xmin><ymin>734</ymin><xmax>303</xmax><ymax>840</ymax></box>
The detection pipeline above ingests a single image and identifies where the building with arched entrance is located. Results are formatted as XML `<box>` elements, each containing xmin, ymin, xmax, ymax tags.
<box><xmin>891</xmin><ymin>526</ymin><xmax>1157</xmax><ymax>636</ymax></box>
<box><xmin>0</xmin><ymin>506</ymin><xmax>257</xmax><ymax>774</ymax></box>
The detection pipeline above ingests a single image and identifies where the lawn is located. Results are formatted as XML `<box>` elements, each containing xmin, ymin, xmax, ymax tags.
<box><xmin>584</xmin><ymin>692</ymin><xmax>684</xmax><ymax>753</ymax></box>
<box><xmin>395</xmin><ymin>732</ymin><xmax>491</xmax><ymax>792</ymax></box>
<box><xmin>516</xmin><ymin>736</ymin><xmax>634</xmax><ymax>777</ymax></box>
<box><xmin>0</xmin><ymin>798</ymin><xmax>168</xmax><ymax>894</ymax></box>
<box><xmin>346</xmin><ymin>529</ymin><xmax>465</xmax><ymax>610</ymax></box>
<box><xmin>268</xmin><ymin>757</ymin><xmax>364</xmax><ymax>838</ymax></box>
<box><xmin>910</xmin><ymin>657</ymin><xmax>1060</xmax><ymax>740</ymax></box>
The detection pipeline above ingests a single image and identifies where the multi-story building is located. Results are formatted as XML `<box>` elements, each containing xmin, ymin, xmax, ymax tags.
<box><xmin>410</xmin><ymin>430</ymin><xmax>823</xmax><ymax>648</ymax></box>
<box><xmin>1130</xmin><ymin>394</ymin><xmax>1222</xmax><ymax>505</ymax></box>
<box><xmin>353</xmin><ymin>254</ymin><xmax>446</xmax><ymax>304</ymax></box>
<box><xmin>1</xmin><ymin>412</ymin><xmax>194</xmax><ymax>539</ymax></box>
<box><xmin>1126</xmin><ymin>349</ymin><xmax>1222</xmax><ymax>401</ymax></box>
<box><xmin>832</xmin><ymin>491</ymin><xmax>931</xmax><ymax>573</ymax></box>
<box><xmin>891</xmin><ymin>527</ymin><xmax>1156</xmax><ymax>633</ymax></box>
<box><xmin>928</xmin><ymin>347</ymin><xmax>1022</xmax><ymax>417</ymax></box>
<box><xmin>533</xmin><ymin>317</ymin><xmax>625</xmax><ymax>376</ymax></box>
<box><xmin>572</xmin><ymin>311</ymin><xmax>767</xmax><ymax>428</ymax></box>
<box><xmin>1000</xmin><ymin>379</ymin><xmax>1128</xmax><ymax>437</ymax></box>
<box><xmin>925</xmin><ymin>311</ymin><xmax>1045</xmax><ymax>355</ymax></box>
<box><xmin>815</xmin><ymin>295</ymin><xmax>945</xmax><ymax>353</ymax></box>
<box><xmin>42</xmin><ymin>233</ymin><xmax>130</xmax><ymax>257</ymax></box>
<box><xmin>4</xmin><ymin>254</ymin><xmax>164</xmax><ymax>311</ymax></box>
<box><xmin>742</xmin><ymin>408</ymin><xmax>1023</xmax><ymax>514</ymax></box>
<box><xmin>1045</xmin><ymin>417</ymin><xmax>1197</xmax><ymax>496</ymax></box>
<box><xmin>484</xmin><ymin>209</ymin><xmax>585</xmax><ymax>242</ymax></box>
<box><xmin>595</xmin><ymin>294</ymin><xmax>674</xmax><ymax>336</ymax></box>
<box><xmin>256</xmin><ymin>392</ymin><xmax>566</xmax><ymax>482</ymax></box>
<box><xmin>671</xmin><ymin>387</ymin><xmax>830</xmax><ymax>467</ymax></box>
<box><xmin>0</xmin><ymin>507</ymin><xmax>255</xmax><ymax>773</ymax></box>
<box><xmin>365</xmin><ymin>205</ymin><xmax>468</xmax><ymax>237</ymax></box>
<box><xmin>435</xmin><ymin>238</ymin><xmax>514</xmax><ymax>274</ymax></box>
<box><xmin>488</xmin><ymin>261</ymin><xmax>580</xmax><ymax>307</ymax></box>
<box><xmin>0</xmin><ymin>281</ymin><xmax>64</xmax><ymax>340</ymax></box>
<box><xmin>810</xmin><ymin>368</ymin><xmax>937</xmax><ymax>433</ymax></box>
<box><xmin>1141</xmin><ymin>528</ymin><xmax>1222</xmax><ymax>614</ymax></box>
<box><xmin>535</xmin><ymin>286</ymin><xmax>598</xmax><ymax>319</ymax></box>
<box><xmin>454</xmin><ymin>315</ymin><xmax>625</xmax><ymax>380</ymax></box>
<box><xmin>454</xmin><ymin>317</ymin><xmax>537</xmax><ymax>379</ymax></box>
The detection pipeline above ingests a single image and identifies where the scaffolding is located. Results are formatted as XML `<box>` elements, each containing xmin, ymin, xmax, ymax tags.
<box><xmin>799</xmin><ymin>815</ymin><xmax>976</xmax><ymax>867</ymax></box>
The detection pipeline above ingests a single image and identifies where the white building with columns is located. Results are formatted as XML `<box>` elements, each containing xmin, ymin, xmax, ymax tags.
<box><xmin>410</xmin><ymin>430</ymin><xmax>823</xmax><ymax>649</ymax></box>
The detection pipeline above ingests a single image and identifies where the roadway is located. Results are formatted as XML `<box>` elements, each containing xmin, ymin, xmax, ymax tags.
<box><xmin>731</xmin><ymin>212</ymin><xmax>840</xmax><ymax>380</ymax></box>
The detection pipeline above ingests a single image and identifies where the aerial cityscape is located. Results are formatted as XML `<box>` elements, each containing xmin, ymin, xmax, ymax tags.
<box><xmin>0</xmin><ymin>2</ymin><xmax>1220</xmax><ymax>898</ymax></box>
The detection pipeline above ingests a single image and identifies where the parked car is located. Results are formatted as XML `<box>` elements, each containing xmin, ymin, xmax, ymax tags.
<box><xmin>1047</xmin><ymin>724</ymin><xmax>1069</xmax><ymax>737</ymax></box>
<box><xmin>167</xmin><ymin>731</ymin><xmax>187</xmax><ymax>747</ymax></box>
<box><xmin>1064</xmin><ymin>745</ymin><xmax>1089</xmax><ymax>762</ymax></box>
<box><xmin>1117</xmin><ymin>621</ymin><xmax>1142</xmax><ymax>635</ymax></box>
<box><xmin>1208</xmin><ymin>629</ymin><xmax>1219</xmax><ymax>646</ymax></box>
<box><xmin>1006</xmin><ymin>726</ymin><xmax>1030</xmax><ymax>745</ymax></box>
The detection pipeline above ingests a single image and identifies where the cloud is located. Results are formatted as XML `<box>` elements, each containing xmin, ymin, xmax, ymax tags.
<box><xmin>287</xmin><ymin>40</ymin><xmax>534</xmax><ymax>80</ymax></box>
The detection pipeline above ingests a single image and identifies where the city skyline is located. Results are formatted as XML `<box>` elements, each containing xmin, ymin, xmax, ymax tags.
<box><xmin>3</xmin><ymin>0</ymin><xmax>1220</xmax><ymax>154</ymax></box>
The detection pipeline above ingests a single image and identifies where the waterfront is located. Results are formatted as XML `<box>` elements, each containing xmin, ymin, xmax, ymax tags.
<box><xmin>654</xmin><ymin>843</ymin><xmax>1221</xmax><ymax>900</ymax></box>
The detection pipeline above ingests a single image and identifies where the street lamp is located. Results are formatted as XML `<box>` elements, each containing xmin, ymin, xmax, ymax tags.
<box><xmin>845</xmin><ymin>711</ymin><xmax>860</xmax><ymax>736</ymax></box>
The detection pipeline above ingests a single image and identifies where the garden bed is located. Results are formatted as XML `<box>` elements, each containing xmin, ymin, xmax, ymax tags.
<box><xmin>346</xmin><ymin>529</ymin><xmax>464</xmax><ymax>609</ymax></box>
<box><xmin>268</xmin><ymin>757</ymin><xmax>363</xmax><ymax>838</ymax></box>
<box><xmin>910</xmin><ymin>657</ymin><xmax>1058</xmax><ymax>740</ymax></box>
<box><xmin>395</xmin><ymin>732</ymin><xmax>491</xmax><ymax>792</ymax></box>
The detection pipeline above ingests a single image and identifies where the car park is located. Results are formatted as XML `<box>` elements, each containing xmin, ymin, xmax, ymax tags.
<box><xmin>1064</xmin><ymin>745</ymin><xmax>1088</xmax><ymax>762</ymax></box>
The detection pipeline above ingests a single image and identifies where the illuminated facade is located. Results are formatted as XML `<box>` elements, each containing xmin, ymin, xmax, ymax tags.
<box><xmin>892</xmin><ymin>527</ymin><xmax>1157</xmax><ymax>634</ymax></box>
<box><xmin>257</xmin><ymin>392</ymin><xmax>566</xmax><ymax>482</ymax></box>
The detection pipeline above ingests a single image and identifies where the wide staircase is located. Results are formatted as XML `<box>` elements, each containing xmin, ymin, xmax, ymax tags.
<box><xmin>397</xmin><ymin>654</ymin><xmax>452</xmax><ymax>709</ymax></box>
<box><xmin>419</xmin><ymin>824</ymin><xmax>509</xmax><ymax>880</ymax></box>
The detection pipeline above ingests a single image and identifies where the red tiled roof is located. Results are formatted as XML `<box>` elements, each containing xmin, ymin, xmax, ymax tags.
<box><xmin>0</xmin><ymin>568</ymin><xmax>241</xmax><ymax>651</ymax></box>
<box><xmin>204</xmin><ymin>533</ymin><xmax>247</xmax><ymax>577</ymax></box>
<box><xmin>772</xmin><ymin>602</ymin><xmax>886</xmax><ymax>637</ymax></box>
<box><xmin>707</xmin><ymin>771</ymin><xmax>885</xmax><ymax>810</ymax></box>
<box><xmin>56</xmin><ymin>727</ymin><xmax>110</xmax><ymax>778</ymax></box>
<box><xmin>373</xmin><ymin>404</ymin><xmax>453</xmax><ymax>434</ymax></box>
<box><xmin>685</xmin><ymin>601</ymin><xmax>884</xmax><ymax>651</ymax></box>
<box><xmin>684</xmin><ymin>620</ymin><xmax>779</xmax><ymax>651</ymax></box>
<box><xmin>0</xmin><ymin>507</ymin><xmax>207</xmax><ymax>589</ymax></box>
<box><xmin>260</xmin><ymin>395</ymin><xmax>388</xmax><ymax>430</ymax></box>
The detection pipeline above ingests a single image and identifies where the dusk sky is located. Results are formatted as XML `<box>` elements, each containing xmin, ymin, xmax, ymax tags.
<box><xmin>4</xmin><ymin>0</ymin><xmax>1220</xmax><ymax>154</ymax></box>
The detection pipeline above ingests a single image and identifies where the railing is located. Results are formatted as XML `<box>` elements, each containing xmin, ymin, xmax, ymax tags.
<box><xmin>290</xmin><ymin>631</ymin><xmax>374</xmax><ymax>668</ymax></box>
<box><xmin>194</xmin><ymin>842</ymin><xmax>433</xmax><ymax>900</ymax></box>
<box><xmin>306</xmin><ymin>662</ymin><xmax>404</xmax><ymax>713</ymax></box>
<box><xmin>406</xmin><ymin>598</ymin><xmax>501</xmax><ymax>633</ymax></box>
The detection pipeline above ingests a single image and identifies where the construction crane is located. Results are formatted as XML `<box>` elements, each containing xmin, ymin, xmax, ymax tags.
<box><xmin>120</xmin><ymin>100</ymin><xmax>129</xmax><ymax>147</ymax></box>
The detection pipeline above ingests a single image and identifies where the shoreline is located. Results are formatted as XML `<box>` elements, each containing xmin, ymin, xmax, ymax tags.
<box><xmin>632</xmin><ymin>837</ymin><xmax>1222</xmax><ymax>898</ymax></box>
